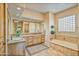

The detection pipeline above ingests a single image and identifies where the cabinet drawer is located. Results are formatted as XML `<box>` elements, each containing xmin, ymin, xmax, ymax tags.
<box><xmin>41</xmin><ymin>38</ymin><xmax>44</xmax><ymax>42</ymax></box>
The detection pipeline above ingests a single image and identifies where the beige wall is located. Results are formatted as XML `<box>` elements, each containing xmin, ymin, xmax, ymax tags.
<box><xmin>43</xmin><ymin>13</ymin><xmax>50</xmax><ymax>46</ymax></box>
<box><xmin>54</xmin><ymin>5</ymin><xmax>79</xmax><ymax>36</ymax></box>
<box><xmin>21</xmin><ymin>8</ymin><xmax>44</xmax><ymax>21</ymax></box>
<box><xmin>43</xmin><ymin>13</ymin><xmax>50</xmax><ymax>36</ymax></box>
<box><xmin>0</xmin><ymin>3</ymin><xmax>6</xmax><ymax>55</ymax></box>
<box><xmin>49</xmin><ymin>12</ymin><xmax>55</xmax><ymax>33</ymax></box>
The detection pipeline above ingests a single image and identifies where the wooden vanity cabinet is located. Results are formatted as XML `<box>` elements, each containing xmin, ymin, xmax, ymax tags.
<box><xmin>41</xmin><ymin>35</ymin><xmax>45</xmax><ymax>43</ymax></box>
<box><xmin>25</xmin><ymin>36</ymin><xmax>34</xmax><ymax>46</ymax></box>
<box><xmin>24</xmin><ymin>34</ymin><xmax>45</xmax><ymax>47</ymax></box>
<box><xmin>8</xmin><ymin>42</ymin><xmax>25</xmax><ymax>56</ymax></box>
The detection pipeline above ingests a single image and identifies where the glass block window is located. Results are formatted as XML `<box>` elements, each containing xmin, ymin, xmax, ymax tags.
<box><xmin>58</xmin><ymin>15</ymin><xmax>76</xmax><ymax>32</ymax></box>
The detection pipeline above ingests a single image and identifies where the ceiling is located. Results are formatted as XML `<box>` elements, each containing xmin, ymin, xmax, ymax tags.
<box><xmin>10</xmin><ymin>3</ymin><xmax>77</xmax><ymax>13</ymax></box>
<box><xmin>8</xmin><ymin>3</ymin><xmax>77</xmax><ymax>18</ymax></box>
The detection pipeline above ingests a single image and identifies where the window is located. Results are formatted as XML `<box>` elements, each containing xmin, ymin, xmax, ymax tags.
<box><xmin>58</xmin><ymin>15</ymin><xmax>76</xmax><ymax>32</ymax></box>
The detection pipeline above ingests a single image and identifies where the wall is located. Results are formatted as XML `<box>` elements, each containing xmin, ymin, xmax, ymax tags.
<box><xmin>43</xmin><ymin>13</ymin><xmax>50</xmax><ymax>46</ymax></box>
<box><xmin>43</xmin><ymin>12</ymin><xmax>55</xmax><ymax>46</ymax></box>
<box><xmin>54</xmin><ymin>5</ymin><xmax>79</xmax><ymax>36</ymax></box>
<box><xmin>49</xmin><ymin>12</ymin><xmax>55</xmax><ymax>33</ymax></box>
<box><xmin>21</xmin><ymin>8</ymin><xmax>44</xmax><ymax>21</ymax></box>
<box><xmin>0</xmin><ymin>3</ymin><xmax>6</xmax><ymax>55</ymax></box>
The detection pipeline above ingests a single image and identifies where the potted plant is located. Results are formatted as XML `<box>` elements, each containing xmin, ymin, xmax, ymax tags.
<box><xmin>51</xmin><ymin>25</ymin><xmax>55</xmax><ymax>34</ymax></box>
<box><xmin>16</xmin><ymin>26</ymin><xmax>21</xmax><ymax>37</ymax></box>
<box><xmin>16</xmin><ymin>30</ymin><xmax>21</xmax><ymax>37</ymax></box>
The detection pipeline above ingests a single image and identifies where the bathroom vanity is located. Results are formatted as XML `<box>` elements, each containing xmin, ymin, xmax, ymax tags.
<box><xmin>23</xmin><ymin>33</ymin><xmax>45</xmax><ymax>47</ymax></box>
<box><xmin>8</xmin><ymin>33</ymin><xmax>45</xmax><ymax>55</ymax></box>
<box><xmin>8</xmin><ymin>36</ymin><xmax>26</xmax><ymax>56</ymax></box>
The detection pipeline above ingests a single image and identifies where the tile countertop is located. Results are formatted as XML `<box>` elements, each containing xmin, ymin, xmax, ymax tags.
<box><xmin>51</xmin><ymin>39</ymin><xmax>79</xmax><ymax>51</ymax></box>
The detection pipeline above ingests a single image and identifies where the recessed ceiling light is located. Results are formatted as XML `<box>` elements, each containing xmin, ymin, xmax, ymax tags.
<box><xmin>17</xmin><ymin>7</ymin><xmax>21</xmax><ymax>10</ymax></box>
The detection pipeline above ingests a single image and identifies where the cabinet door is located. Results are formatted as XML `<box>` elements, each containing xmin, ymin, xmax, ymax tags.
<box><xmin>8</xmin><ymin>44</ymin><xmax>16</xmax><ymax>56</ymax></box>
<box><xmin>8</xmin><ymin>43</ymin><xmax>25</xmax><ymax>56</ymax></box>
<box><xmin>36</xmin><ymin>36</ymin><xmax>41</xmax><ymax>43</ymax></box>
<box><xmin>0</xmin><ymin>4</ymin><xmax>6</xmax><ymax>56</ymax></box>
<box><xmin>16</xmin><ymin>43</ymin><xmax>25</xmax><ymax>56</ymax></box>
<box><xmin>33</xmin><ymin>37</ymin><xmax>38</xmax><ymax>44</ymax></box>
<box><xmin>41</xmin><ymin>35</ymin><xmax>45</xmax><ymax>43</ymax></box>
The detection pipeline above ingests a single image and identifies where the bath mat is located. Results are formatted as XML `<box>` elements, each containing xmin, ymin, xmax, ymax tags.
<box><xmin>26</xmin><ymin>44</ymin><xmax>49</xmax><ymax>55</ymax></box>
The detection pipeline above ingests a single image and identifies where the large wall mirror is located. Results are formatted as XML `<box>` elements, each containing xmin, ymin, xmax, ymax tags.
<box><xmin>12</xmin><ymin>20</ymin><xmax>44</xmax><ymax>35</ymax></box>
